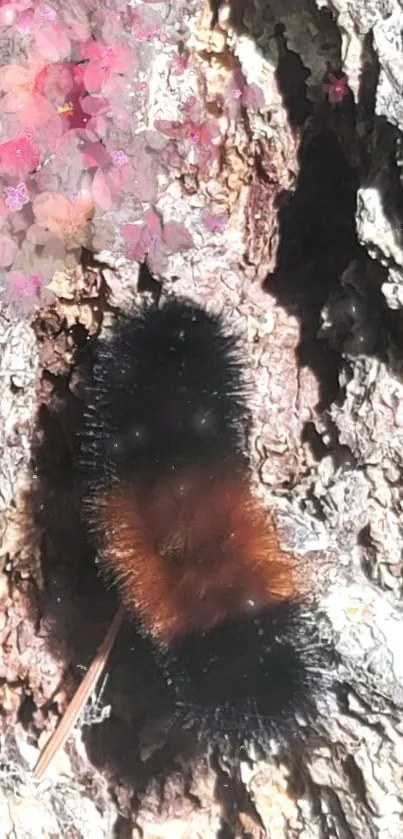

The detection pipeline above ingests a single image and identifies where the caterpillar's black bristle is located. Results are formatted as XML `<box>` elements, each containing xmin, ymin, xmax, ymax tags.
<box><xmin>160</xmin><ymin>599</ymin><xmax>324</xmax><ymax>746</ymax></box>
<box><xmin>81</xmin><ymin>297</ymin><xmax>251</xmax><ymax>492</ymax></box>
<box><xmin>80</xmin><ymin>295</ymin><xmax>327</xmax><ymax>754</ymax></box>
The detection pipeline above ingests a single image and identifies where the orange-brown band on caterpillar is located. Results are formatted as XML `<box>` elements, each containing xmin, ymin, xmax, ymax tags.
<box><xmin>96</xmin><ymin>466</ymin><xmax>297</xmax><ymax>644</ymax></box>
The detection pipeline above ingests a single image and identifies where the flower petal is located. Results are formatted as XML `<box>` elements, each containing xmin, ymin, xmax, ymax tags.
<box><xmin>0</xmin><ymin>132</ymin><xmax>40</xmax><ymax>178</ymax></box>
<box><xmin>0</xmin><ymin>234</ymin><xmax>18</xmax><ymax>267</ymax></box>
<box><xmin>121</xmin><ymin>222</ymin><xmax>144</xmax><ymax>246</ymax></box>
<box><xmin>144</xmin><ymin>209</ymin><xmax>162</xmax><ymax>237</ymax></box>
<box><xmin>84</xmin><ymin>60</ymin><xmax>108</xmax><ymax>93</ymax></box>
<box><xmin>0</xmin><ymin>64</ymin><xmax>30</xmax><ymax>91</ymax></box>
<box><xmin>35</xmin><ymin>24</ymin><xmax>71</xmax><ymax>62</ymax></box>
<box><xmin>80</xmin><ymin>94</ymin><xmax>109</xmax><ymax>115</ymax></box>
<box><xmin>162</xmin><ymin>221</ymin><xmax>193</xmax><ymax>252</ymax></box>
<box><xmin>147</xmin><ymin>242</ymin><xmax>167</xmax><ymax>274</ymax></box>
<box><xmin>154</xmin><ymin>118</ymin><xmax>185</xmax><ymax>140</ymax></box>
<box><xmin>26</xmin><ymin>223</ymin><xmax>53</xmax><ymax>245</ymax></box>
<box><xmin>92</xmin><ymin>168</ymin><xmax>112</xmax><ymax>211</ymax></box>
<box><xmin>0</xmin><ymin>5</ymin><xmax>18</xmax><ymax>28</ymax></box>
<box><xmin>33</xmin><ymin>62</ymin><xmax>75</xmax><ymax>103</ymax></box>
<box><xmin>242</xmin><ymin>82</ymin><xmax>265</xmax><ymax>110</ymax></box>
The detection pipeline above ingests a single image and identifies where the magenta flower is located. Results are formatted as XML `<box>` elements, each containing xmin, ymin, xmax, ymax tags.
<box><xmin>110</xmin><ymin>150</ymin><xmax>128</xmax><ymax>167</ymax></box>
<box><xmin>2</xmin><ymin>269</ymin><xmax>55</xmax><ymax>315</ymax></box>
<box><xmin>4</xmin><ymin>182</ymin><xmax>30</xmax><ymax>211</ymax></box>
<box><xmin>122</xmin><ymin>208</ymin><xmax>193</xmax><ymax>274</ymax></box>
<box><xmin>323</xmin><ymin>73</ymin><xmax>349</xmax><ymax>104</ymax></box>
<box><xmin>31</xmin><ymin>62</ymin><xmax>88</xmax><ymax>130</ymax></box>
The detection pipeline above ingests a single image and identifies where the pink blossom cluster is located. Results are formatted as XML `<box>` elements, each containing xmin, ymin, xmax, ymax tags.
<box><xmin>0</xmin><ymin>0</ymin><xmax>264</xmax><ymax>316</ymax></box>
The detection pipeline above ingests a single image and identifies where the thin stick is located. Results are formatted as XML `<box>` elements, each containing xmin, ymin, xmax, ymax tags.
<box><xmin>33</xmin><ymin>604</ymin><xmax>125</xmax><ymax>780</ymax></box>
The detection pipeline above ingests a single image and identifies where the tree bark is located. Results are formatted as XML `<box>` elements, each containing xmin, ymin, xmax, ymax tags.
<box><xmin>1</xmin><ymin>0</ymin><xmax>403</xmax><ymax>836</ymax></box>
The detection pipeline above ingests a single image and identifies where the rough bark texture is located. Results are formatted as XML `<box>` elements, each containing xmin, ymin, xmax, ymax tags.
<box><xmin>1</xmin><ymin>0</ymin><xmax>403</xmax><ymax>837</ymax></box>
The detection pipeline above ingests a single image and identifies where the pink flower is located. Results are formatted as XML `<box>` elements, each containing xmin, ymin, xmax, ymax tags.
<box><xmin>122</xmin><ymin>219</ymin><xmax>153</xmax><ymax>262</ymax></box>
<box><xmin>32</xmin><ymin>62</ymin><xmax>88</xmax><ymax>129</ymax></box>
<box><xmin>0</xmin><ymin>131</ymin><xmax>40</xmax><ymax>178</ymax></box>
<box><xmin>122</xmin><ymin>208</ymin><xmax>192</xmax><ymax>273</ymax></box>
<box><xmin>170</xmin><ymin>49</ymin><xmax>190</xmax><ymax>77</ymax></box>
<box><xmin>155</xmin><ymin>96</ymin><xmax>221</xmax><ymax>171</ymax></box>
<box><xmin>7</xmin><ymin>5</ymin><xmax>71</xmax><ymax>60</ymax></box>
<box><xmin>222</xmin><ymin>70</ymin><xmax>265</xmax><ymax>120</ymax></box>
<box><xmin>4</xmin><ymin>182</ymin><xmax>30</xmax><ymax>211</ymax></box>
<box><xmin>40</xmin><ymin>7</ymin><xmax>57</xmax><ymax>21</ymax></box>
<box><xmin>14</xmin><ymin>8</ymin><xmax>35</xmax><ymax>34</ymax></box>
<box><xmin>79</xmin><ymin>40</ymin><xmax>136</xmax><ymax>94</ymax></box>
<box><xmin>0</xmin><ymin>58</ymin><xmax>49</xmax><ymax>120</ymax></box>
<box><xmin>0</xmin><ymin>57</ymin><xmax>46</xmax><ymax>94</ymax></box>
<box><xmin>74</xmin><ymin>134</ymin><xmax>156</xmax><ymax>211</ymax></box>
<box><xmin>57</xmin><ymin>4</ymin><xmax>90</xmax><ymax>43</ymax></box>
<box><xmin>0</xmin><ymin>3</ymin><xmax>18</xmax><ymax>27</ymax></box>
<box><xmin>0</xmin><ymin>59</ymin><xmax>64</xmax><ymax>141</ymax></box>
<box><xmin>323</xmin><ymin>73</ymin><xmax>349</xmax><ymax>104</ymax></box>
<box><xmin>33</xmin><ymin>61</ymin><xmax>77</xmax><ymax>103</ymax></box>
<box><xmin>128</xmin><ymin>4</ymin><xmax>163</xmax><ymax>41</ymax></box>
<box><xmin>242</xmin><ymin>82</ymin><xmax>265</xmax><ymax>110</ymax></box>
<box><xmin>200</xmin><ymin>210</ymin><xmax>229</xmax><ymax>233</ymax></box>
<box><xmin>2</xmin><ymin>269</ymin><xmax>55</xmax><ymax>315</ymax></box>
<box><xmin>76</xmin><ymin>139</ymin><xmax>122</xmax><ymax>211</ymax></box>
<box><xmin>93</xmin><ymin>132</ymin><xmax>159</xmax><ymax>207</ymax></box>
<box><xmin>33</xmin><ymin>190</ymin><xmax>93</xmax><ymax>233</ymax></box>
<box><xmin>33</xmin><ymin>126</ymin><xmax>98</xmax><ymax>198</ymax></box>
<box><xmin>222</xmin><ymin>72</ymin><xmax>245</xmax><ymax>121</ymax></box>
<box><xmin>34</xmin><ymin>6</ymin><xmax>71</xmax><ymax>62</ymax></box>
<box><xmin>80</xmin><ymin>93</ymin><xmax>133</xmax><ymax>138</ymax></box>
<box><xmin>29</xmin><ymin>190</ymin><xmax>94</xmax><ymax>250</ymax></box>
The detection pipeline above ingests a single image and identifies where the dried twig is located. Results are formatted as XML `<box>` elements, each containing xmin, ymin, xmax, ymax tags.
<box><xmin>33</xmin><ymin>604</ymin><xmax>125</xmax><ymax>780</ymax></box>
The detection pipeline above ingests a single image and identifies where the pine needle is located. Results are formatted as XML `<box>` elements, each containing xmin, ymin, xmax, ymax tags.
<box><xmin>33</xmin><ymin>604</ymin><xmax>125</xmax><ymax>780</ymax></box>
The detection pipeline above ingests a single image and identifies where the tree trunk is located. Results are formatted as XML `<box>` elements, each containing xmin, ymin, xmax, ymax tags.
<box><xmin>1</xmin><ymin>0</ymin><xmax>402</xmax><ymax>836</ymax></box>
